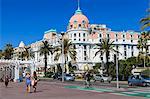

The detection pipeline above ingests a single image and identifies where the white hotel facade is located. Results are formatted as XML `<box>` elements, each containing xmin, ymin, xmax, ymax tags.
<box><xmin>13</xmin><ymin>7</ymin><xmax>150</xmax><ymax>72</ymax></box>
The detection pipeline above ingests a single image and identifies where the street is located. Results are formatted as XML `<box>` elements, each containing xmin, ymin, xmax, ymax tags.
<box><xmin>0</xmin><ymin>80</ymin><xmax>150</xmax><ymax>99</ymax></box>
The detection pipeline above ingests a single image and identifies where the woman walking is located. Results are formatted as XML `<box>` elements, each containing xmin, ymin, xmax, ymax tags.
<box><xmin>32</xmin><ymin>71</ymin><xmax>38</xmax><ymax>92</ymax></box>
<box><xmin>5</xmin><ymin>75</ymin><xmax>9</xmax><ymax>87</ymax></box>
<box><xmin>25</xmin><ymin>72</ymin><xmax>31</xmax><ymax>93</ymax></box>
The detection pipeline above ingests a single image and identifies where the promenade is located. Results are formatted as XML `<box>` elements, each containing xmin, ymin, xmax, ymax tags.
<box><xmin>0</xmin><ymin>81</ymin><xmax>149</xmax><ymax>99</ymax></box>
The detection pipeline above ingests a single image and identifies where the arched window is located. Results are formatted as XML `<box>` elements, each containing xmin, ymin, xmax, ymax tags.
<box><xmin>82</xmin><ymin>20</ymin><xmax>86</xmax><ymax>28</ymax></box>
<box><xmin>74</xmin><ymin>20</ymin><xmax>77</xmax><ymax>29</ymax></box>
<box><xmin>79</xmin><ymin>24</ymin><xmax>81</xmax><ymax>27</ymax></box>
<box><xmin>74</xmin><ymin>20</ymin><xmax>77</xmax><ymax>24</ymax></box>
<box><xmin>82</xmin><ymin>20</ymin><xmax>86</xmax><ymax>24</ymax></box>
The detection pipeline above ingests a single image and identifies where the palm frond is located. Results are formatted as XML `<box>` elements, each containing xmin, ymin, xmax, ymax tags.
<box><xmin>141</xmin><ymin>22</ymin><xmax>150</xmax><ymax>30</ymax></box>
<box><xmin>140</xmin><ymin>17</ymin><xmax>150</xmax><ymax>23</ymax></box>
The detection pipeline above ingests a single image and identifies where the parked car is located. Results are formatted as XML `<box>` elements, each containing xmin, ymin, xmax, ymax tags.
<box><xmin>93</xmin><ymin>74</ymin><xmax>112</xmax><ymax>83</ymax></box>
<box><xmin>58</xmin><ymin>74</ymin><xmax>75</xmax><ymax>81</ymax></box>
<box><xmin>128</xmin><ymin>75</ymin><xmax>150</xmax><ymax>86</ymax></box>
<box><xmin>52</xmin><ymin>73</ymin><xmax>61</xmax><ymax>80</ymax></box>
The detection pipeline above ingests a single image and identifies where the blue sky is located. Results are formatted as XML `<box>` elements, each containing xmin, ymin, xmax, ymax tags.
<box><xmin>0</xmin><ymin>0</ymin><xmax>148</xmax><ymax>49</ymax></box>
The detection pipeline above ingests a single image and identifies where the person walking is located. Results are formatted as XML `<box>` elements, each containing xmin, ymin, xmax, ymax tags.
<box><xmin>32</xmin><ymin>71</ymin><xmax>38</xmax><ymax>92</ymax></box>
<box><xmin>25</xmin><ymin>72</ymin><xmax>31</xmax><ymax>93</ymax></box>
<box><xmin>4</xmin><ymin>75</ymin><xmax>9</xmax><ymax>87</ymax></box>
<box><xmin>85</xmin><ymin>72</ymin><xmax>92</xmax><ymax>88</ymax></box>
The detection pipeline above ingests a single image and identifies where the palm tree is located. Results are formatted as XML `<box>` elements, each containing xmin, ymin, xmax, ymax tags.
<box><xmin>40</xmin><ymin>40</ymin><xmax>54</xmax><ymax>76</ymax></box>
<box><xmin>137</xmin><ymin>32</ymin><xmax>150</xmax><ymax>67</ymax></box>
<box><xmin>140</xmin><ymin>9</ymin><xmax>150</xmax><ymax>30</ymax></box>
<box><xmin>140</xmin><ymin>16</ymin><xmax>150</xmax><ymax>30</ymax></box>
<box><xmin>54</xmin><ymin>38</ymin><xmax>76</xmax><ymax>73</ymax></box>
<box><xmin>0</xmin><ymin>50</ymin><xmax>3</xmax><ymax>59</ymax></box>
<box><xmin>3</xmin><ymin>44</ymin><xmax>14</xmax><ymax>59</ymax></box>
<box><xmin>94</xmin><ymin>39</ymin><xmax>119</xmax><ymax>75</ymax></box>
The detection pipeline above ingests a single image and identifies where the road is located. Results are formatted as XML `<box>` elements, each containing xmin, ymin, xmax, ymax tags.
<box><xmin>0</xmin><ymin>80</ymin><xmax>150</xmax><ymax>99</ymax></box>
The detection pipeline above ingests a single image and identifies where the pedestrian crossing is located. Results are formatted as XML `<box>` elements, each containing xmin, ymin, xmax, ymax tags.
<box><xmin>65</xmin><ymin>85</ymin><xmax>150</xmax><ymax>98</ymax></box>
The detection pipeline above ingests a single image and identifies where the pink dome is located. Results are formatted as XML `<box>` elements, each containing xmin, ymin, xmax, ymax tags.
<box><xmin>69</xmin><ymin>14</ymin><xmax>89</xmax><ymax>24</ymax></box>
<box><xmin>68</xmin><ymin>9</ymin><xmax>89</xmax><ymax>29</ymax></box>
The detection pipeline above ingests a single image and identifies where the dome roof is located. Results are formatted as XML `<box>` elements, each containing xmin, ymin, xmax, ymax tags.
<box><xmin>68</xmin><ymin>8</ymin><xmax>89</xmax><ymax>29</ymax></box>
<box><xmin>69</xmin><ymin>13</ymin><xmax>89</xmax><ymax>24</ymax></box>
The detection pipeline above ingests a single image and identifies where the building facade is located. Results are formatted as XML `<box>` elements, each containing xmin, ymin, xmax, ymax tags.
<box><xmin>13</xmin><ymin>6</ymin><xmax>149</xmax><ymax>73</ymax></box>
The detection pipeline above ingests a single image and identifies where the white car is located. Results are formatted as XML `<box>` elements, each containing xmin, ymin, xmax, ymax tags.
<box><xmin>93</xmin><ymin>74</ymin><xmax>112</xmax><ymax>83</ymax></box>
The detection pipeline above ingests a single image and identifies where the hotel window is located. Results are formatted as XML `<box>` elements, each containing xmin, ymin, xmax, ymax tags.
<box><xmin>116</xmin><ymin>45</ymin><xmax>119</xmax><ymax>50</ymax></box>
<box><xmin>84</xmin><ymin>45</ymin><xmax>86</xmax><ymax>49</ymax></box>
<box><xmin>82</xmin><ymin>20</ymin><xmax>86</xmax><ymax>24</ymax></box>
<box><xmin>123</xmin><ymin>35</ymin><xmax>125</xmax><ymax>38</ymax></box>
<box><xmin>79</xmin><ymin>33</ymin><xmax>80</xmax><ymax>37</ymax></box>
<box><xmin>131</xmin><ymin>46</ymin><xmax>133</xmax><ymax>50</ymax></box>
<box><xmin>99</xmin><ymin>34</ymin><xmax>101</xmax><ymax>37</ymax></box>
<box><xmin>131</xmin><ymin>40</ymin><xmax>133</xmax><ymax>42</ymax></box>
<box><xmin>101</xmin><ymin>57</ymin><xmax>103</xmax><ymax>61</ymax></box>
<box><xmin>124</xmin><ymin>45</ymin><xmax>126</xmax><ymax>50</ymax></box>
<box><xmin>84</xmin><ymin>57</ymin><xmax>87</xmax><ymax>60</ymax></box>
<box><xmin>132</xmin><ymin>51</ymin><xmax>134</xmax><ymax>56</ymax></box>
<box><xmin>123</xmin><ymin>35</ymin><xmax>125</xmax><ymax>41</ymax></box>
<box><xmin>107</xmin><ymin>34</ymin><xmax>109</xmax><ymax>38</ymax></box>
<box><xmin>74</xmin><ymin>39</ymin><xmax>76</xmax><ymax>41</ymax></box>
<box><xmin>83</xmin><ymin>33</ymin><xmax>85</xmax><ymax>37</ymax></box>
<box><xmin>83</xmin><ymin>39</ymin><xmax>85</xmax><ymax>41</ymax></box>
<box><xmin>116</xmin><ymin>34</ymin><xmax>118</xmax><ymax>37</ymax></box>
<box><xmin>79</xmin><ymin>39</ymin><xmax>81</xmax><ymax>41</ymax></box>
<box><xmin>74</xmin><ymin>45</ymin><xmax>76</xmax><ymax>49</ymax></box>
<box><xmin>124</xmin><ymin>51</ymin><xmax>127</xmax><ymax>56</ymax></box>
<box><xmin>84</xmin><ymin>51</ymin><xmax>86</xmax><ymax>56</ymax></box>
<box><xmin>128</xmin><ymin>45</ymin><xmax>130</xmax><ymax>49</ymax></box>
<box><xmin>79</xmin><ymin>24</ymin><xmax>81</xmax><ymax>27</ymax></box>
<box><xmin>74</xmin><ymin>33</ymin><xmax>76</xmax><ymax>37</ymax></box>
<box><xmin>99</xmin><ymin>39</ymin><xmax>101</xmax><ymax>42</ymax></box>
<box><xmin>116</xmin><ymin>34</ymin><xmax>118</xmax><ymax>41</ymax></box>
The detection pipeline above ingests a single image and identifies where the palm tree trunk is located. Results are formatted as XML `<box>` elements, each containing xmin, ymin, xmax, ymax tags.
<box><xmin>44</xmin><ymin>53</ymin><xmax>47</xmax><ymax>76</ymax></box>
<box><xmin>106</xmin><ymin>51</ymin><xmax>109</xmax><ymax>75</ymax></box>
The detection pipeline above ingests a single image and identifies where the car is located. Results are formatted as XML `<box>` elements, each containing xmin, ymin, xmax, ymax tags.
<box><xmin>52</xmin><ymin>73</ymin><xmax>61</xmax><ymax>80</ymax></box>
<box><xmin>128</xmin><ymin>75</ymin><xmax>150</xmax><ymax>86</ymax></box>
<box><xmin>93</xmin><ymin>74</ymin><xmax>112</xmax><ymax>83</ymax></box>
<box><xmin>58</xmin><ymin>74</ymin><xmax>75</xmax><ymax>81</ymax></box>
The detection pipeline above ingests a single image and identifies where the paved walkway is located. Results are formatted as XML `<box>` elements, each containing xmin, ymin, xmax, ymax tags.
<box><xmin>65</xmin><ymin>85</ymin><xmax>150</xmax><ymax>98</ymax></box>
<box><xmin>0</xmin><ymin>81</ymin><xmax>148</xmax><ymax>99</ymax></box>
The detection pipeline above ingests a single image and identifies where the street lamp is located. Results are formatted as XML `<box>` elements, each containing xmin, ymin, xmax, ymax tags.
<box><xmin>60</xmin><ymin>32</ymin><xmax>65</xmax><ymax>82</ymax></box>
<box><xmin>114</xmin><ymin>54</ymin><xmax>119</xmax><ymax>88</ymax></box>
<box><xmin>54</xmin><ymin>32</ymin><xmax>65</xmax><ymax>82</ymax></box>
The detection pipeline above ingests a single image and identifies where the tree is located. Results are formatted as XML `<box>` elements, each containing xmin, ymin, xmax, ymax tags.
<box><xmin>137</xmin><ymin>32</ymin><xmax>150</xmax><ymax>67</ymax></box>
<box><xmin>140</xmin><ymin>9</ymin><xmax>150</xmax><ymax>30</ymax></box>
<box><xmin>141</xmin><ymin>68</ymin><xmax>150</xmax><ymax>77</ymax></box>
<box><xmin>94</xmin><ymin>39</ymin><xmax>119</xmax><ymax>75</ymax></box>
<box><xmin>3</xmin><ymin>44</ymin><xmax>14</xmax><ymax>59</ymax></box>
<box><xmin>54</xmin><ymin>38</ymin><xmax>76</xmax><ymax>73</ymax></box>
<box><xmin>0</xmin><ymin>50</ymin><xmax>3</xmax><ymax>59</ymax></box>
<box><xmin>40</xmin><ymin>40</ymin><xmax>54</xmax><ymax>76</ymax></box>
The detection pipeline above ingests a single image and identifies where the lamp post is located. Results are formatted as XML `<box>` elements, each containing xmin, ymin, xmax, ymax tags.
<box><xmin>61</xmin><ymin>38</ymin><xmax>64</xmax><ymax>82</ymax></box>
<box><xmin>61</xmin><ymin>32</ymin><xmax>65</xmax><ymax>82</ymax></box>
<box><xmin>115</xmin><ymin>54</ymin><xmax>119</xmax><ymax>88</ymax></box>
